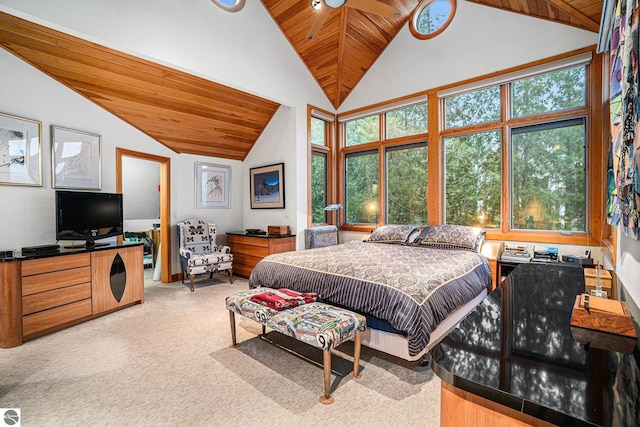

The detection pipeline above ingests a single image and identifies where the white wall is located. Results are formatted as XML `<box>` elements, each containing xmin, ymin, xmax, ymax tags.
<box><xmin>340</xmin><ymin>1</ymin><xmax>598</xmax><ymax>111</ymax></box>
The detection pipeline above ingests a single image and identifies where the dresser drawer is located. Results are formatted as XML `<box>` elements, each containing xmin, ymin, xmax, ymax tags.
<box><xmin>230</xmin><ymin>243</ymin><xmax>269</xmax><ymax>258</ymax></box>
<box><xmin>22</xmin><ymin>266</ymin><xmax>92</xmax><ymax>296</ymax></box>
<box><xmin>22</xmin><ymin>298</ymin><xmax>92</xmax><ymax>337</ymax></box>
<box><xmin>21</xmin><ymin>253</ymin><xmax>90</xmax><ymax>276</ymax></box>
<box><xmin>233</xmin><ymin>264</ymin><xmax>255</xmax><ymax>278</ymax></box>
<box><xmin>233</xmin><ymin>253</ymin><xmax>266</xmax><ymax>269</ymax></box>
<box><xmin>227</xmin><ymin>235</ymin><xmax>268</xmax><ymax>248</ymax></box>
<box><xmin>22</xmin><ymin>283</ymin><xmax>92</xmax><ymax>316</ymax></box>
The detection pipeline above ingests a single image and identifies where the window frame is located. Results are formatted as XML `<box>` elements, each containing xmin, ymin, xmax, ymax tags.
<box><xmin>509</xmin><ymin>117</ymin><xmax>588</xmax><ymax>233</ymax></box>
<box><xmin>211</xmin><ymin>0</ymin><xmax>245</xmax><ymax>12</ymax></box>
<box><xmin>344</xmin><ymin>149</ymin><xmax>381</xmax><ymax>225</ymax></box>
<box><xmin>385</xmin><ymin>141</ymin><xmax>429</xmax><ymax>225</ymax></box>
<box><xmin>335</xmin><ymin>48</ymin><xmax>606</xmax><ymax>245</ymax></box>
<box><xmin>307</xmin><ymin>106</ymin><xmax>336</xmax><ymax>228</ymax></box>
<box><xmin>338</xmin><ymin>95</ymin><xmax>430</xmax><ymax>231</ymax></box>
<box><xmin>409</xmin><ymin>0</ymin><xmax>457</xmax><ymax>40</ymax></box>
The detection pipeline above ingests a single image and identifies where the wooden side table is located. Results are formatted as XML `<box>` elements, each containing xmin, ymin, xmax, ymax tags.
<box><xmin>226</xmin><ymin>232</ymin><xmax>296</xmax><ymax>278</ymax></box>
<box><xmin>480</xmin><ymin>241</ymin><xmax>501</xmax><ymax>292</ymax></box>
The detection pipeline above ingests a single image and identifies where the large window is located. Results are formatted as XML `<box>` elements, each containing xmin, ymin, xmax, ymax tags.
<box><xmin>445</xmin><ymin>131</ymin><xmax>501</xmax><ymax>228</ymax></box>
<box><xmin>341</xmin><ymin>99</ymin><xmax>429</xmax><ymax>226</ymax></box>
<box><xmin>386</xmin><ymin>143</ymin><xmax>428</xmax><ymax>225</ymax></box>
<box><xmin>511</xmin><ymin>119</ymin><xmax>586</xmax><ymax>231</ymax></box>
<box><xmin>345</xmin><ymin>150</ymin><xmax>379</xmax><ymax>224</ymax></box>
<box><xmin>336</xmin><ymin>52</ymin><xmax>601</xmax><ymax>244</ymax></box>
<box><xmin>442</xmin><ymin>62</ymin><xmax>589</xmax><ymax>236</ymax></box>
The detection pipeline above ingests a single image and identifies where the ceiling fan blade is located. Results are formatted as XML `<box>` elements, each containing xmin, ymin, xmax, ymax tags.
<box><xmin>345</xmin><ymin>0</ymin><xmax>401</xmax><ymax>19</ymax></box>
<box><xmin>306</xmin><ymin>6</ymin><xmax>332</xmax><ymax>40</ymax></box>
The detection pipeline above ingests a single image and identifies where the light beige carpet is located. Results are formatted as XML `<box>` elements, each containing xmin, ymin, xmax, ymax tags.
<box><xmin>0</xmin><ymin>277</ymin><xmax>441</xmax><ymax>426</ymax></box>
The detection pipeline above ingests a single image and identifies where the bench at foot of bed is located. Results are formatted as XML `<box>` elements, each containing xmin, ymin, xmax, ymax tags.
<box><xmin>225</xmin><ymin>288</ymin><xmax>367</xmax><ymax>404</ymax></box>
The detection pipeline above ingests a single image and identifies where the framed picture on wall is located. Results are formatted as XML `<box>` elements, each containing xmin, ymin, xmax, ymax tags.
<box><xmin>51</xmin><ymin>126</ymin><xmax>101</xmax><ymax>190</ymax></box>
<box><xmin>250</xmin><ymin>162</ymin><xmax>285</xmax><ymax>209</ymax></box>
<box><xmin>195</xmin><ymin>162</ymin><xmax>231</xmax><ymax>208</ymax></box>
<box><xmin>0</xmin><ymin>112</ymin><xmax>42</xmax><ymax>187</ymax></box>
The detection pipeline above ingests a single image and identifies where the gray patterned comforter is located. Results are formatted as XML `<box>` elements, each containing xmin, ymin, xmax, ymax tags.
<box><xmin>249</xmin><ymin>240</ymin><xmax>492</xmax><ymax>356</ymax></box>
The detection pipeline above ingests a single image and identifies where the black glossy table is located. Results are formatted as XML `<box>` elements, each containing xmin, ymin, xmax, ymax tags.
<box><xmin>432</xmin><ymin>263</ymin><xmax>639</xmax><ymax>427</ymax></box>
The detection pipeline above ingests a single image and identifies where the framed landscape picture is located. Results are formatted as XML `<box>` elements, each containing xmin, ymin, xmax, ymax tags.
<box><xmin>195</xmin><ymin>162</ymin><xmax>231</xmax><ymax>208</ymax></box>
<box><xmin>52</xmin><ymin>126</ymin><xmax>101</xmax><ymax>190</ymax></box>
<box><xmin>0</xmin><ymin>112</ymin><xmax>42</xmax><ymax>187</ymax></box>
<box><xmin>250</xmin><ymin>162</ymin><xmax>285</xmax><ymax>209</ymax></box>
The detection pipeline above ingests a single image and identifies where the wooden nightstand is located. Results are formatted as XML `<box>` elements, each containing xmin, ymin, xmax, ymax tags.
<box><xmin>480</xmin><ymin>241</ymin><xmax>501</xmax><ymax>292</ymax></box>
<box><xmin>226</xmin><ymin>231</ymin><xmax>296</xmax><ymax>278</ymax></box>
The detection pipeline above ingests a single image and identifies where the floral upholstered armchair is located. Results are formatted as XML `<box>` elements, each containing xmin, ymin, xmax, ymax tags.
<box><xmin>177</xmin><ymin>219</ymin><xmax>233</xmax><ymax>292</ymax></box>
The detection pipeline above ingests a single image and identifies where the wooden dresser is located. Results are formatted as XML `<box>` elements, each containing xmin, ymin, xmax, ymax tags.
<box><xmin>0</xmin><ymin>244</ymin><xmax>144</xmax><ymax>348</ymax></box>
<box><xmin>226</xmin><ymin>232</ymin><xmax>295</xmax><ymax>278</ymax></box>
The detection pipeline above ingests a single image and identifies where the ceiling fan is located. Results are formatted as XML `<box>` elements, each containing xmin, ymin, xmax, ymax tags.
<box><xmin>307</xmin><ymin>0</ymin><xmax>402</xmax><ymax>40</ymax></box>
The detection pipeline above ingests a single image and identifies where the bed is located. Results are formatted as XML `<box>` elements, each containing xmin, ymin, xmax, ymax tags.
<box><xmin>248</xmin><ymin>224</ymin><xmax>492</xmax><ymax>362</ymax></box>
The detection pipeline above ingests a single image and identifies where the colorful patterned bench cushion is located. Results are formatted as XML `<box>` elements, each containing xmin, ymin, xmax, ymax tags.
<box><xmin>225</xmin><ymin>288</ymin><xmax>283</xmax><ymax>324</ymax></box>
<box><xmin>266</xmin><ymin>302</ymin><xmax>366</xmax><ymax>352</ymax></box>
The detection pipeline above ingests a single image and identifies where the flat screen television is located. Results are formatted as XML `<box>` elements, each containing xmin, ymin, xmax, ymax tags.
<box><xmin>55</xmin><ymin>190</ymin><xmax>124</xmax><ymax>248</ymax></box>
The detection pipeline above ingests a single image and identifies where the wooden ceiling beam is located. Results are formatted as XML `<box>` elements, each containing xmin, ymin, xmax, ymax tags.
<box><xmin>545</xmin><ymin>0</ymin><xmax>600</xmax><ymax>32</ymax></box>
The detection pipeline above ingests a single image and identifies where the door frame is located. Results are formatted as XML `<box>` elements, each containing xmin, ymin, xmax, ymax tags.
<box><xmin>116</xmin><ymin>148</ymin><xmax>171</xmax><ymax>283</ymax></box>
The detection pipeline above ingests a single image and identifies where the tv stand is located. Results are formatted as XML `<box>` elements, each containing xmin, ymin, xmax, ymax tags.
<box><xmin>0</xmin><ymin>244</ymin><xmax>144</xmax><ymax>348</ymax></box>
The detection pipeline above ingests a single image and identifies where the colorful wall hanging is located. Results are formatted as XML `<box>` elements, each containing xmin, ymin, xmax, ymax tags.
<box><xmin>606</xmin><ymin>0</ymin><xmax>640</xmax><ymax>240</ymax></box>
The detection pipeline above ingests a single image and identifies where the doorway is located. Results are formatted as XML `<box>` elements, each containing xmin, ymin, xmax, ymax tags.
<box><xmin>116</xmin><ymin>148</ymin><xmax>171</xmax><ymax>283</ymax></box>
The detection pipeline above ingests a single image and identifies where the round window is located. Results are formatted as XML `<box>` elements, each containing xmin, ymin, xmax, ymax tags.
<box><xmin>409</xmin><ymin>0</ymin><xmax>456</xmax><ymax>40</ymax></box>
<box><xmin>211</xmin><ymin>0</ymin><xmax>245</xmax><ymax>12</ymax></box>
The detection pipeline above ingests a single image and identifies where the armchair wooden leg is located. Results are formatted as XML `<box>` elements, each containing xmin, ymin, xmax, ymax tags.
<box><xmin>190</xmin><ymin>275</ymin><xmax>195</xmax><ymax>292</ymax></box>
<box><xmin>228</xmin><ymin>269</ymin><xmax>233</xmax><ymax>284</ymax></box>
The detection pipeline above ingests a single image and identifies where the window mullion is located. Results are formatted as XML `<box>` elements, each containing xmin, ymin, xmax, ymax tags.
<box><xmin>428</xmin><ymin>92</ymin><xmax>443</xmax><ymax>225</ymax></box>
<box><xmin>379</xmin><ymin>141</ymin><xmax>385</xmax><ymax>227</ymax></box>
<box><xmin>502</xmin><ymin>84</ymin><xmax>510</xmax><ymax>233</ymax></box>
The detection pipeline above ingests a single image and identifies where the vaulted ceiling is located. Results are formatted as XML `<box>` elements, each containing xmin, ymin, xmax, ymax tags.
<box><xmin>262</xmin><ymin>0</ymin><xmax>602</xmax><ymax>109</ymax></box>
<box><xmin>0</xmin><ymin>1</ymin><xmax>602</xmax><ymax>160</ymax></box>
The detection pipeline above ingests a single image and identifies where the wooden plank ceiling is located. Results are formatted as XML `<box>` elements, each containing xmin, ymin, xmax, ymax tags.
<box><xmin>262</xmin><ymin>0</ymin><xmax>602</xmax><ymax>109</ymax></box>
<box><xmin>0</xmin><ymin>1</ymin><xmax>601</xmax><ymax>160</ymax></box>
<box><xmin>0</xmin><ymin>11</ymin><xmax>280</xmax><ymax>161</ymax></box>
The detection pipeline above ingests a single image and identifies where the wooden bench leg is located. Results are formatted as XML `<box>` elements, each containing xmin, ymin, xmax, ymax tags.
<box><xmin>229</xmin><ymin>311</ymin><xmax>238</xmax><ymax>348</ymax></box>
<box><xmin>350</xmin><ymin>333</ymin><xmax>362</xmax><ymax>379</ymax></box>
<box><xmin>320</xmin><ymin>350</ymin><xmax>334</xmax><ymax>404</ymax></box>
